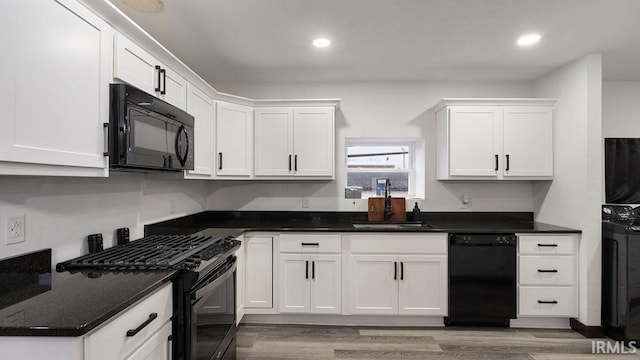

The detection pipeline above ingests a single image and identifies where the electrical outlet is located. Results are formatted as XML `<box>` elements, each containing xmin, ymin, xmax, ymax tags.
<box><xmin>7</xmin><ymin>214</ymin><xmax>26</xmax><ymax>245</ymax></box>
<box><xmin>460</xmin><ymin>195</ymin><xmax>470</xmax><ymax>209</ymax></box>
<box><xmin>302</xmin><ymin>197</ymin><xmax>310</xmax><ymax>208</ymax></box>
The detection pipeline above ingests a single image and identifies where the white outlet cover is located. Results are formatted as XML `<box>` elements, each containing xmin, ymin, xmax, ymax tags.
<box><xmin>7</xmin><ymin>214</ymin><xmax>25</xmax><ymax>244</ymax></box>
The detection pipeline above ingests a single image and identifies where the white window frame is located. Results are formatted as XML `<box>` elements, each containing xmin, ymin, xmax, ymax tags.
<box><xmin>345</xmin><ymin>137</ymin><xmax>425</xmax><ymax>199</ymax></box>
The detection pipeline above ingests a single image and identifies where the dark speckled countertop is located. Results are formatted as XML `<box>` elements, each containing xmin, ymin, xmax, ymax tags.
<box><xmin>145</xmin><ymin>211</ymin><xmax>580</xmax><ymax>236</ymax></box>
<box><xmin>0</xmin><ymin>249</ymin><xmax>175</xmax><ymax>336</ymax></box>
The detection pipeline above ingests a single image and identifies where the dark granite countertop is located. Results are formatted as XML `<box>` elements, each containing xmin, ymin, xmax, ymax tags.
<box><xmin>0</xmin><ymin>250</ymin><xmax>175</xmax><ymax>337</ymax></box>
<box><xmin>145</xmin><ymin>211</ymin><xmax>580</xmax><ymax>236</ymax></box>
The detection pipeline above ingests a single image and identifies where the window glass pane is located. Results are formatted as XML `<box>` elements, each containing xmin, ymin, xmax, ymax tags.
<box><xmin>347</xmin><ymin>145</ymin><xmax>410</xmax><ymax>170</ymax></box>
<box><xmin>347</xmin><ymin>172</ymin><xmax>409</xmax><ymax>197</ymax></box>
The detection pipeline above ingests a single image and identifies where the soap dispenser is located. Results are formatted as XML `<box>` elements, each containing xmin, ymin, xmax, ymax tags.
<box><xmin>412</xmin><ymin>202</ymin><xmax>422</xmax><ymax>222</ymax></box>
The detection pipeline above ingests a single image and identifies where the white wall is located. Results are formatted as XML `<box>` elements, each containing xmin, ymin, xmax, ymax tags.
<box><xmin>208</xmin><ymin>80</ymin><xmax>535</xmax><ymax>212</ymax></box>
<box><xmin>0</xmin><ymin>173</ymin><xmax>208</xmax><ymax>264</ymax></box>
<box><xmin>602</xmin><ymin>81</ymin><xmax>640</xmax><ymax>138</ymax></box>
<box><xmin>532</xmin><ymin>54</ymin><xmax>603</xmax><ymax>326</ymax></box>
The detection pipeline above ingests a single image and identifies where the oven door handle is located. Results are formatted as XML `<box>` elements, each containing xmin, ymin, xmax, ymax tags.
<box><xmin>194</xmin><ymin>260</ymin><xmax>237</xmax><ymax>300</ymax></box>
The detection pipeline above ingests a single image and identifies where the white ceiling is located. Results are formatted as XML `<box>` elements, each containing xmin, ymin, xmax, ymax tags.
<box><xmin>109</xmin><ymin>0</ymin><xmax>640</xmax><ymax>84</ymax></box>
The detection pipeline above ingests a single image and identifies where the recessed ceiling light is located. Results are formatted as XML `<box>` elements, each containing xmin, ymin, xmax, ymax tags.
<box><xmin>122</xmin><ymin>0</ymin><xmax>164</xmax><ymax>13</ymax></box>
<box><xmin>313</xmin><ymin>38</ymin><xmax>331</xmax><ymax>48</ymax></box>
<box><xmin>517</xmin><ymin>33</ymin><xmax>541</xmax><ymax>47</ymax></box>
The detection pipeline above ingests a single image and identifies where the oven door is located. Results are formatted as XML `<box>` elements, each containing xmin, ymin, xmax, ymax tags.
<box><xmin>190</xmin><ymin>257</ymin><xmax>237</xmax><ymax>360</ymax></box>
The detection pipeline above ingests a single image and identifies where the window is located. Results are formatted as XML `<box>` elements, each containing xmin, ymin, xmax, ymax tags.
<box><xmin>345</xmin><ymin>138</ymin><xmax>425</xmax><ymax>199</ymax></box>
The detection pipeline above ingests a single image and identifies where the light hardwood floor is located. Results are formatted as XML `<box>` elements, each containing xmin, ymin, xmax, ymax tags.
<box><xmin>236</xmin><ymin>324</ymin><xmax>639</xmax><ymax>359</ymax></box>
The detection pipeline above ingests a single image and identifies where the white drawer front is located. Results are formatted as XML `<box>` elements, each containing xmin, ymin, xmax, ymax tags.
<box><xmin>518</xmin><ymin>286</ymin><xmax>576</xmax><ymax>317</ymax></box>
<box><xmin>84</xmin><ymin>283</ymin><xmax>173</xmax><ymax>360</ymax></box>
<box><xmin>518</xmin><ymin>235</ymin><xmax>577</xmax><ymax>255</ymax></box>
<box><xmin>349</xmin><ymin>233</ymin><xmax>447</xmax><ymax>254</ymax></box>
<box><xmin>519</xmin><ymin>255</ymin><xmax>575</xmax><ymax>286</ymax></box>
<box><xmin>279</xmin><ymin>234</ymin><xmax>341</xmax><ymax>253</ymax></box>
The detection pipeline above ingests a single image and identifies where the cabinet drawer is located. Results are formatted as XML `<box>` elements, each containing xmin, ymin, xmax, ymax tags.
<box><xmin>279</xmin><ymin>234</ymin><xmax>341</xmax><ymax>253</ymax></box>
<box><xmin>349</xmin><ymin>234</ymin><xmax>447</xmax><ymax>254</ymax></box>
<box><xmin>519</xmin><ymin>256</ymin><xmax>575</xmax><ymax>286</ymax></box>
<box><xmin>518</xmin><ymin>286</ymin><xmax>576</xmax><ymax>317</ymax></box>
<box><xmin>518</xmin><ymin>235</ymin><xmax>577</xmax><ymax>255</ymax></box>
<box><xmin>84</xmin><ymin>283</ymin><xmax>173</xmax><ymax>360</ymax></box>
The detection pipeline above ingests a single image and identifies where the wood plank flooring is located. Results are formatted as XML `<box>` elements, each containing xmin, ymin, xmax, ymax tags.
<box><xmin>237</xmin><ymin>324</ymin><xmax>640</xmax><ymax>359</ymax></box>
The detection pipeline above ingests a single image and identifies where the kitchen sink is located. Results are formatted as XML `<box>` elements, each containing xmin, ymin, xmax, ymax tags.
<box><xmin>351</xmin><ymin>223</ymin><xmax>430</xmax><ymax>229</ymax></box>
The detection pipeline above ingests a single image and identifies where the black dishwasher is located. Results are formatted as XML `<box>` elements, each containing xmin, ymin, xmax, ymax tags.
<box><xmin>445</xmin><ymin>233</ymin><xmax>517</xmax><ymax>326</ymax></box>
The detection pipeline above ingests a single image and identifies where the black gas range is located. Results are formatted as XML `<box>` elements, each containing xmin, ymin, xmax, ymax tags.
<box><xmin>57</xmin><ymin>234</ymin><xmax>240</xmax><ymax>360</ymax></box>
<box><xmin>602</xmin><ymin>204</ymin><xmax>640</xmax><ymax>345</ymax></box>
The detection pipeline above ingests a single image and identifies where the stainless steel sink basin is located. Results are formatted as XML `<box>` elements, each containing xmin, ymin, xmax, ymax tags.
<box><xmin>352</xmin><ymin>223</ymin><xmax>427</xmax><ymax>229</ymax></box>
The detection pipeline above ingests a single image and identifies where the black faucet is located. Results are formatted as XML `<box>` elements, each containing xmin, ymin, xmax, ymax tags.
<box><xmin>384</xmin><ymin>179</ymin><xmax>394</xmax><ymax>221</ymax></box>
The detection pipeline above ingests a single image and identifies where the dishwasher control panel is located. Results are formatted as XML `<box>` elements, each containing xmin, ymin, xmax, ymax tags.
<box><xmin>449</xmin><ymin>233</ymin><xmax>516</xmax><ymax>246</ymax></box>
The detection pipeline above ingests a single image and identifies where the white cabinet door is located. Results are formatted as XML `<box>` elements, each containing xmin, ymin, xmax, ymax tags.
<box><xmin>310</xmin><ymin>254</ymin><xmax>342</xmax><ymax>314</ymax></box>
<box><xmin>84</xmin><ymin>284</ymin><xmax>173</xmax><ymax>360</ymax></box>
<box><xmin>0</xmin><ymin>0</ymin><xmax>111</xmax><ymax>170</ymax></box>
<box><xmin>114</xmin><ymin>34</ymin><xmax>186</xmax><ymax>111</ymax></box>
<box><xmin>448</xmin><ymin>106</ymin><xmax>502</xmax><ymax>177</ymax></box>
<box><xmin>114</xmin><ymin>33</ymin><xmax>158</xmax><ymax>96</ymax></box>
<box><xmin>279</xmin><ymin>254</ymin><xmax>311</xmax><ymax>313</ymax></box>
<box><xmin>125</xmin><ymin>321</ymin><xmax>172</xmax><ymax>360</ymax></box>
<box><xmin>254</xmin><ymin>108</ymin><xmax>294</xmax><ymax>176</ymax></box>
<box><xmin>398</xmin><ymin>255</ymin><xmax>447</xmax><ymax>315</ymax></box>
<box><xmin>160</xmin><ymin>66</ymin><xmax>187</xmax><ymax>111</ymax></box>
<box><xmin>293</xmin><ymin>107</ymin><xmax>335</xmax><ymax>177</ymax></box>
<box><xmin>185</xmin><ymin>84</ymin><xmax>215</xmax><ymax>177</ymax></box>
<box><xmin>503</xmin><ymin>106</ymin><xmax>553</xmax><ymax>177</ymax></box>
<box><xmin>236</xmin><ymin>237</ymin><xmax>245</xmax><ymax>324</ymax></box>
<box><xmin>348</xmin><ymin>255</ymin><xmax>398</xmax><ymax>315</ymax></box>
<box><xmin>245</xmin><ymin>237</ymin><xmax>273</xmax><ymax>308</ymax></box>
<box><xmin>216</xmin><ymin>101</ymin><xmax>253</xmax><ymax>177</ymax></box>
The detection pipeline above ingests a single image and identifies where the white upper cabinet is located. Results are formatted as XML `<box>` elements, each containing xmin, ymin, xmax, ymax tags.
<box><xmin>215</xmin><ymin>101</ymin><xmax>253</xmax><ymax>177</ymax></box>
<box><xmin>447</xmin><ymin>106</ymin><xmax>502</xmax><ymax>177</ymax></box>
<box><xmin>254</xmin><ymin>106</ymin><xmax>335</xmax><ymax>179</ymax></box>
<box><xmin>435</xmin><ymin>98</ymin><xmax>555</xmax><ymax>180</ymax></box>
<box><xmin>254</xmin><ymin>108</ymin><xmax>293</xmax><ymax>177</ymax></box>
<box><xmin>0</xmin><ymin>0</ymin><xmax>112</xmax><ymax>176</ymax></box>
<box><xmin>185</xmin><ymin>83</ymin><xmax>215</xmax><ymax>178</ymax></box>
<box><xmin>502</xmin><ymin>106</ymin><xmax>554</xmax><ymax>177</ymax></box>
<box><xmin>114</xmin><ymin>33</ymin><xmax>187</xmax><ymax>111</ymax></box>
<box><xmin>293</xmin><ymin>107</ymin><xmax>335</xmax><ymax>177</ymax></box>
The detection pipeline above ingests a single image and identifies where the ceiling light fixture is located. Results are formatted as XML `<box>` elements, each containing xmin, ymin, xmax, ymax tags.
<box><xmin>122</xmin><ymin>0</ymin><xmax>165</xmax><ymax>13</ymax></box>
<box><xmin>517</xmin><ymin>33</ymin><xmax>541</xmax><ymax>47</ymax></box>
<box><xmin>313</xmin><ymin>38</ymin><xmax>331</xmax><ymax>48</ymax></box>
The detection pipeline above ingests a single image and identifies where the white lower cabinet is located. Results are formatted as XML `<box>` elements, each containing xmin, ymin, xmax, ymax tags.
<box><xmin>348</xmin><ymin>255</ymin><xmax>398</xmax><ymax>314</ymax></box>
<box><xmin>348</xmin><ymin>254</ymin><xmax>447</xmax><ymax>315</ymax></box>
<box><xmin>517</xmin><ymin>234</ymin><xmax>579</xmax><ymax>318</ymax></box>
<box><xmin>236</xmin><ymin>235</ymin><xmax>246</xmax><ymax>324</ymax></box>
<box><xmin>348</xmin><ymin>234</ymin><xmax>448</xmax><ymax>316</ymax></box>
<box><xmin>84</xmin><ymin>283</ymin><xmax>173</xmax><ymax>360</ymax></box>
<box><xmin>398</xmin><ymin>255</ymin><xmax>448</xmax><ymax>315</ymax></box>
<box><xmin>124</xmin><ymin>321</ymin><xmax>172</xmax><ymax>360</ymax></box>
<box><xmin>279</xmin><ymin>253</ymin><xmax>341</xmax><ymax>314</ymax></box>
<box><xmin>244</xmin><ymin>236</ymin><xmax>273</xmax><ymax>309</ymax></box>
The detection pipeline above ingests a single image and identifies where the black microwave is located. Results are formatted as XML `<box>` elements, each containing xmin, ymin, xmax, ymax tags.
<box><xmin>109</xmin><ymin>84</ymin><xmax>194</xmax><ymax>172</ymax></box>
